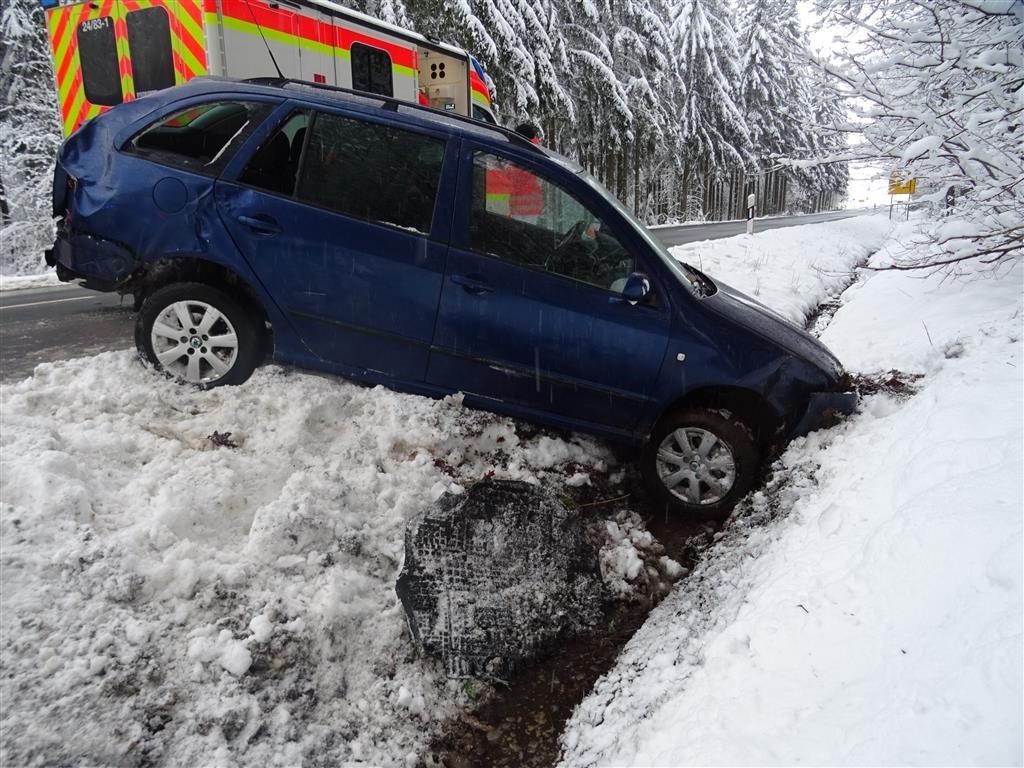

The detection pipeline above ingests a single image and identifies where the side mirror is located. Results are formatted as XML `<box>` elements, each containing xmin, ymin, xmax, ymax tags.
<box><xmin>621</xmin><ymin>272</ymin><xmax>651</xmax><ymax>305</ymax></box>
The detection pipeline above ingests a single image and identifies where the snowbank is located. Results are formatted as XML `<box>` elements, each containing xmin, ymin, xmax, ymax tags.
<box><xmin>0</xmin><ymin>357</ymin><xmax>626</xmax><ymax>766</ymax></box>
<box><xmin>671</xmin><ymin>213</ymin><xmax>892</xmax><ymax>325</ymax></box>
<box><xmin>0</xmin><ymin>272</ymin><xmax>64</xmax><ymax>292</ymax></box>
<box><xmin>559</xmin><ymin>228</ymin><xmax>1023</xmax><ymax>765</ymax></box>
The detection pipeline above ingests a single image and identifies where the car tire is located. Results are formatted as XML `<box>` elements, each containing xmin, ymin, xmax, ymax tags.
<box><xmin>642</xmin><ymin>407</ymin><xmax>760</xmax><ymax>518</ymax></box>
<box><xmin>135</xmin><ymin>282</ymin><xmax>263</xmax><ymax>388</ymax></box>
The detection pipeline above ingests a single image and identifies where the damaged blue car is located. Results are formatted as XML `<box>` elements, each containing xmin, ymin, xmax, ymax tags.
<box><xmin>47</xmin><ymin>77</ymin><xmax>856</xmax><ymax>516</ymax></box>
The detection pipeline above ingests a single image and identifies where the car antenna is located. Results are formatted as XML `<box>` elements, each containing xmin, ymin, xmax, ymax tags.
<box><xmin>242</xmin><ymin>0</ymin><xmax>285</xmax><ymax>80</ymax></box>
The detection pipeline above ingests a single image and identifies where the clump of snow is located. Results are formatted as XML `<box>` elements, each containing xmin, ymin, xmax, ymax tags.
<box><xmin>0</xmin><ymin>357</ymin><xmax>619</xmax><ymax>766</ymax></box>
<box><xmin>596</xmin><ymin>511</ymin><xmax>685</xmax><ymax>604</ymax></box>
<box><xmin>559</xmin><ymin>226</ymin><xmax>1023</xmax><ymax>766</ymax></box>
<box><xmin>673</xmin><ymin>214</ymin><xmax>893</xmax><ymax>325</ymax></box>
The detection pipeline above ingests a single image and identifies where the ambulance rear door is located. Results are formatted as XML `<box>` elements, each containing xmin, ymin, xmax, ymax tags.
<box><xmin>46</xmin><ymin>0</ymin><xmax>206</xmax><ymax>135</ymax></box>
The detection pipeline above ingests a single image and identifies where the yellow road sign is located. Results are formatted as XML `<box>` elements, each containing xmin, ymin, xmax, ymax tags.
<box><xmin>888</xmin><ymin>177</ymin><xmax>917</xmax><ymax>195</ymax></box>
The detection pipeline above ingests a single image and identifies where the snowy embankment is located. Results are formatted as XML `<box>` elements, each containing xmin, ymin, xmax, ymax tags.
<box><xmin>672</xmin><ymin>213</ymin><xmax>892</xmax><ymax>324</ymax></box>
<box><xmin>0</xmin><ymin>213</ymin><xmax>978</xmax><ymax>766</ymax></box>
<box><xmin>559</xmin><ymin>225</ymin><xmax>1023</xmax><ymax>766</ymax></box>
<box><xmin>0</xmin><ymin>361</ymin><xmax>629</xmax><ymax>766</ymax></box>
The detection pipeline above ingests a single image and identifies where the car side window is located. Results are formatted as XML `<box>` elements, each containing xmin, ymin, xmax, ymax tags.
<box><xmin>295</xmin><ymin>111</ymin><xmax>444</xmax><ymax>235</ymax></box>
<box><xmin>127</xmin><ymin>101</ymin><xmax>276</xmax><ymax>176</ymax></box>
<box><xmin>470</xmin><ymin>152</ymin><xmax>634</xmax><ymax>292</ymax></box>
<box><xmin>238</xmin><ymin>110</ymin><xmax>311</xmax><ymax>197</ymax></box>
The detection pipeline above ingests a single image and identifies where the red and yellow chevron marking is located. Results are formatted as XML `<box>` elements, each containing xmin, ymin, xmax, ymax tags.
<box><xmin>48</xmin><ymin>0</ymin><xmax>116</xmax><ymax>135</ymax></box>
<box><xmin>120</xmin><ymin>0</ymin><xmax>209</xmax><ymax>85</ymax></box>
<box><xmin>46</xmin><ymin>0</ymin><xmax>208</xmax><ymax>136</ymax></box>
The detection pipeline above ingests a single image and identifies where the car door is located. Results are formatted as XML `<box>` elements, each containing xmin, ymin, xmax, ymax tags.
<box><xmin>215</xmin><ymin>103</ymin><xmax>456</xmax><ymax>383</ymax></box>
<box><xmin>426</xmin><ymin>146</ymin><xmax>671</xmax><ymax>434</ymax></box>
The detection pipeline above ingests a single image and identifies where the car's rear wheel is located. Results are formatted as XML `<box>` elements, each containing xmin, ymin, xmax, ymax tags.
<box><xmin>136</xmin><ymin>282</ymin><xmax>262</xmax><ymax>387</ymax></box>
<box><xmin>642</xmin><ymin>407</ymin><xmax>760</xmax><ymax>518</ymax></box>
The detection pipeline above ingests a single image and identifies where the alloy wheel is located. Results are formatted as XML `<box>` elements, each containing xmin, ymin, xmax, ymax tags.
<box><xmin>150</xmin><ymin>300</ymin><xmax>239</xmax><ymax>384</ymax></box>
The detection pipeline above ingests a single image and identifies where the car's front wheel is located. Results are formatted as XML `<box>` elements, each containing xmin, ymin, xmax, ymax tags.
<box><xmin>642</xmin><ymin>407</ymin><xmax>760</xmax><ymax>518</ymax></box>
<box><xmin>135</xmin><ymin>282</ymin><xmax>262</xmax><ymax>387</ymax></box>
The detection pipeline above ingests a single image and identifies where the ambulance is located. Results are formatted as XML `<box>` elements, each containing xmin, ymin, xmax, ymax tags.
<box><xmin>40</xmin><ymin>0</ymin><xmax>497</xmax><ymax>136</ymax></box>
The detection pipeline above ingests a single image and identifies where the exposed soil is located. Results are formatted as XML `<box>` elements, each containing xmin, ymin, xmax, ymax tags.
<box><xmin>803</xmin><ymin>270</ymin><xmax>862</xmax><ymax>336</ymax></box>
<box><xmin>425</xmin><ymin>469</ymin><xmax>716</xmax><ymax>768</ymax></box>
<box><xmin>426</xmin><ymin>603</ymin><xmax>649</xmax><ymax>768</ymax></box>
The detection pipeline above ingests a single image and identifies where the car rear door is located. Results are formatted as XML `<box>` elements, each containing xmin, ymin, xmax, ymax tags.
<box><xmin>426</xmin><ymin>145</ymin><xmax>671</xmax><ymax>434</ymax></box>
<box><xmin>215</xmin><ymin>102</ymin><xmax>457</xmax><ymax>383</ymax></box>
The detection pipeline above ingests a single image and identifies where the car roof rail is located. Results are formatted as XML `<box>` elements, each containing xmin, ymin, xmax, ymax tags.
<box><xmin>241</xmin><ymin>76</ymin><xmax>544</xmax><ymax>154</ymax></box>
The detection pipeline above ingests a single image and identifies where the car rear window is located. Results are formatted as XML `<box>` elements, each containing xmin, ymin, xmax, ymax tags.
<box><xmin>294</xmin><ymin>111</ymin><xmax>444</xmax><ymax>234</ymax></box>
<box><xmin>126</xmin><ymin>100</ymin><xmax>277</xmax><ymax>176</ymax></box>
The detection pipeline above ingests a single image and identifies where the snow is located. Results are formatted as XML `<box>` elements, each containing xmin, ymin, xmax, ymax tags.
<box><xmin>672</xmin><ymin>213</ymin><xmax>893</xmax><ymax>324</ymax></box>
<box><xmin>3</xmin><ymin>213</ymin><xmax>1018</xmax><ymax>765</ymax></box>
<box><xmin>559</xmin><ymin>223</ymin><xmax>1023</xmax><ymax>766</ymax></box>
<box><xmin>0</xmin><ymin>272</ymin><xmax>64</xmax><ymax>291</ymax></box>
<box><xmin>0</xmin><ymin>356</ymin><xmax>630</xmax><ymax>765</ymax></box>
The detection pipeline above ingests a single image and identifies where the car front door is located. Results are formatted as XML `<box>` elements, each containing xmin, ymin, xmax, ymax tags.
<box><xmin>215</xmin><ymin>103</ymin><xmax>456</xmax><ymax>383</ymax></box>
<box><xmin>426</xmin><ymin>147</ymin><xmax>671</xmax><ymax>435</ymax></box>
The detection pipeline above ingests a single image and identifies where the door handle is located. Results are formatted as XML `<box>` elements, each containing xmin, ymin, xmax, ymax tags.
<box><xmin>451</xmin><ymin>274</ymin><xmax>494</xmax><ymax>294</ymax></box>
<box><xmin>237</xmin><ymin>214</ymin><xmax>281</xmax><ymax>235</ymax></box>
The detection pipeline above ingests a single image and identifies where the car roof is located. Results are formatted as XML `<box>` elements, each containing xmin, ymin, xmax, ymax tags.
<box><xmin>165</xmin><ymin>76</ymin><xmax>583</xmax><ymax>174</ymax></box>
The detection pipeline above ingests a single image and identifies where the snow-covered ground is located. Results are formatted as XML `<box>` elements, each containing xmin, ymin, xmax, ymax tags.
<box><xmin>673</xmin><ymin>213</ymin><xmax>892</xmax><ymax>324</ymax></box>
<box><xmin>0</xmin><ymin>358</ymin><xmax>640</xmax><ymax>766</ymax></box>
<box><xmin>0</xmin><ymin>272</ymin><xmax>63</xmax><ymax>291</ymax></box>
<box><xmin>3</xmin><ymin>213</ymin><xmax>1018</xmax><ymax>766</ymax></box>
<box><xmin>559</xmin><ymin>224</ymin><xmax>1023</xmax><ymax>766</ymax></box>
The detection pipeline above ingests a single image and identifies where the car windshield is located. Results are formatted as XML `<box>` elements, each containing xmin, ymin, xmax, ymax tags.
<box><xmin>579</xmin><ymin>171</ymin><xmax>712</xmax><ymax>298</ymax></box>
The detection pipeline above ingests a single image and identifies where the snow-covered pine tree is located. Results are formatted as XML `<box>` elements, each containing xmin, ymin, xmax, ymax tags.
<box><xmin>361</xmin><ymin>0</ymin><xmax>415</xmax><ymax>27</ymax></box>
<box><xmin>609</xmin><ymin>0</ymin><xmax>679</xmax><ymax>216</ymax></box>
<box><xmin>0</xmin><ymin>0</ymin><xmax>62</xmax><ymax>275</ymax></box>
<box><xmin>791</xmin><ymin>60</ymin><xmax>848</xmax><ymax>212</ymax></box>
<box><xmin>737</xmin><ymin>0</ymin><xmax>812</xmax><ymax>215</ymax></box>
<box><xmin>670</xmin><ymin>0</ymin><xmax>753</xmax><ymax>220</ymax></box>
<box><xmin>513</xmin><ymin>0</ymin><xmax>574</xmax><ymax>135</ymax></box>
<box><xmin>558</xmin><ymin>0</ymin><xmax>635</xmax><ymax>180</ymax></box>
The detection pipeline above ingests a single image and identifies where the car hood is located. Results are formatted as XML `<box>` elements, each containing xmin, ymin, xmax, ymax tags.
<box><xmin>699</xmin><ymin>274</ymin><xmax>845</xmax><ymax>384</ymax></box>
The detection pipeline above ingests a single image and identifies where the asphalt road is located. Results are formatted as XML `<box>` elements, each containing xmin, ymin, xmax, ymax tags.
<box><xmin>0</xmin><ymin>209</ymin><xmax>867</xmax><ymax>382</ymax></box>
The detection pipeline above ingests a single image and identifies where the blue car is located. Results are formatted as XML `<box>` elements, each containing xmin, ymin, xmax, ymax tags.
<box><xmin>46</xmin><ymin>77</ymin><xmax>855</xmax><ymax>516</ymax></box>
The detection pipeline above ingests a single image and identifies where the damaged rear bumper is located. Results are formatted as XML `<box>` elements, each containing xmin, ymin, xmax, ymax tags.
<box><xmin>45</xmin><ymin>228</ymin><xmax>134</xmax><ymax>291</ymax></box>
<box><xmin>787</xmin><ymin>391</ymin><xmax>858</xmax><ymax>439</ymax></box>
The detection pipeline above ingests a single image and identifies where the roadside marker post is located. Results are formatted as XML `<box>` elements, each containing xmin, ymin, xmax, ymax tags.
<box><xmin>746</xmin><ymin>193</ymin><xmax>755</xmax><ymax>235</ymax></box>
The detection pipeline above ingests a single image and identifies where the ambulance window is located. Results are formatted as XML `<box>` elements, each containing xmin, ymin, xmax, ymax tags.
<box><xmin>128</xmin><ymin>101</ymin><xmax>276</xmax><ymax>176</ymax></box>
<box><xmin>351</xmin><ymin>43</ymin><xmax>393</xmax><ymax>98</ymax></box>
<box><xmin>77</xmin><ymin>16</ymin><xmax>122</xmax><ymax>107</ymax></box>
<box><xmin>127</xmin><ymin>7</ymin><xmax>175</xmax><ymax>94</ymax></box>
<box><xmin>472</xmin><ymin>106</ymin><xmax>496</xmax><ymax>125</ymax></box>
<box><xmin>469</xmin><ymin>152</ymin><xmax>633</xmax><ymax>291</ymax></box>
<box><xmin>296</xmin><ymin>112</ymin><xmax>443</xmax><ymax>234</ymax></box>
